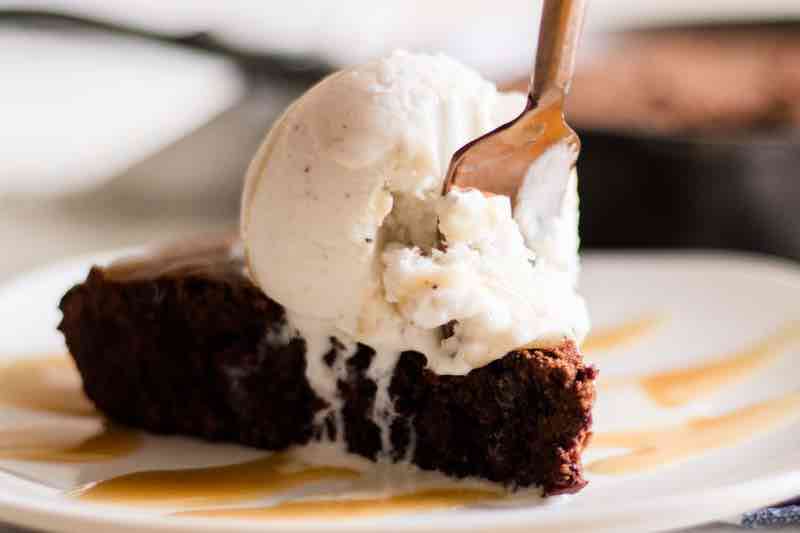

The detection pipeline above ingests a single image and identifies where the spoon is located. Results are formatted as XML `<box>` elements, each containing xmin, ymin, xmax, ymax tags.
<box><xmin>441</xmin><ymin>0</ymin><xmax>587</xmax><ymax>201</ymax></box>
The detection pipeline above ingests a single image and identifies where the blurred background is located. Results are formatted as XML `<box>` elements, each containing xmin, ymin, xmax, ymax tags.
<box><xmin>1</xmin><ymin>0</ymin><xmax>799</xmax><ymax>283</ymax></box>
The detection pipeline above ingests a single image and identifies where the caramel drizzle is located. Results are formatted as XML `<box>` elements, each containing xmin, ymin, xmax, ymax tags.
<box><xmin>0</xmin><ymin>355</ymin><xmax>139</xmax><ymax>462</ymax></box>
<box><xmin>0</xmin><ymin>423</ymin><xmax>139</xmax><ymax>463</ymax></box>
<box><xmin>589</xmin><ymin>392</ymin><xmax>800</xmax><ymax>475</ymax></box>
<box><xmin>76</xmin><ymin>453</ymin><xmax>359</xmax><ymax>506</ymax></box>
<box><xmin>640</xmin><ymin>322</ymin><xmax>800</xmax><ymax>407</ymax></box>
<box><xmin>601</xmin><ymin>322</ymin><xmax>800</xmax><ymax>407</ymax></box>
<box><xmin>175</xmin><ymin>488</ymin><xmax>501</xmax><ymax>520</ymax></box>
<box><xmin>0</xmin><ymin>356</ymin><xmax>95</xmax><ymax>417</ymax></box>
<box><xmin>1</xmin><ymin>312</ymin><xmax>797</xmax><ymax>513</ymax></box>
<box><xmin>104</xmin><ymin>234</ymin><xmax>241</xmax><ymax>282</ymax></box>
<box><xmin>582</xmin><ymin>314</ymin><xmax>666</xmax><ymax>354</ymax></box>
<box><xmin>0</xmin><ymin>356</ymin><xmax>500</xmax><ymax>519</ymax></box>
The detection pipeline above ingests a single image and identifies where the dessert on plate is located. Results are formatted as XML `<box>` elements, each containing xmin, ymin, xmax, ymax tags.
<box><xmin>59</xmin><ymin>51</ymin><xmax>596</xmax><ymax>495</ymax></box>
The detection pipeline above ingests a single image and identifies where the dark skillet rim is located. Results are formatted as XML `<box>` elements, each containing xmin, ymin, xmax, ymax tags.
<box><xmin>574</xmin><ymin>18</ymin><xmax>800</xmax><ymax>149</ymax></box>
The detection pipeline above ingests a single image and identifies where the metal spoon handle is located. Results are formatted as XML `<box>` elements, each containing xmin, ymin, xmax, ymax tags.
<box><xmin>529</xmin><ymin>0</ymin><xmax>587</xmax><ymax>107</ymax></box>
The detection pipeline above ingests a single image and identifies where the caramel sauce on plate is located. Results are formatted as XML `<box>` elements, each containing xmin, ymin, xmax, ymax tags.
<box><xmin>77</xmin><ymin>453</ymin><xmax>501</xmax><ymax>519</ymax></box>
<box><xmin>600</xmin><ymin>322</ymin><xmax>800</xmax><ymax>406</ymax></box>
<box><xmin>639</xmin><ymin>322</ymin><xmax>800</xmax><ymax>407</ymax></box>
<box><xmin>0</xmin><ymin>423</ymin><xmax>138</xmax><ymax>463</ymax></box>
<box><xmin>0</xmin><ymin>354</ymin><xmax>499</xmax><ymax>519</ymax></box>
<box><xmin>0</xmin><ymin>356</ymin><xmax>139</xmax><ymax>462</ymax></box>
<box><xmin>104</xmin><ymin>234</ymin><xmax>242</xmax><ymax>283</ymax></box>
<box><xmin>589</xmin><ymin>391</ymin><xmax>800</xmax><ymax>475</ymax></box>
<box><xmin>176</xmin><ymin>488</ymin><xmax>502</xmax><ymax>520</ymax></box>
<box><xmin>3</xmin><ymin>314</ymin><xmax>799</xmax><ymax>518</ymax></box>
<box><xmin>77</xmin><ymin>453</ymin><xmax>359</xmax><ymax>506</ymax></box>
<box><xmin>0</xmin><ymin>356</ymin><xmax>95</xmax><ymax>417</ymax></box>
<box><xmin>582</xmin><ymin>315</ymin><xmax>666</xmax><ymax>354</ymax></box>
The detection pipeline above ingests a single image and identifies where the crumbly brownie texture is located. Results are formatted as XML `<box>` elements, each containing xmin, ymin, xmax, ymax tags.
<box><xmin>58</xmin><ymin>240</ymin><xmax>596</xmax><ymax>495</ymax></box>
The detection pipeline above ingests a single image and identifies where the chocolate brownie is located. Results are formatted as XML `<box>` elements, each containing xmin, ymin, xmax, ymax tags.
<box><xmin>58</xmin><ymin>238</ymin><xmax>596</xmax><ymax>495</ymax></box>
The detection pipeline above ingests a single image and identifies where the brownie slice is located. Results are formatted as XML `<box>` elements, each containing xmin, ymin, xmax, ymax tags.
<box><xmin>58</xmin><ymin>238</ymin><xmax>596</xmax><ymax>495</ymax></box>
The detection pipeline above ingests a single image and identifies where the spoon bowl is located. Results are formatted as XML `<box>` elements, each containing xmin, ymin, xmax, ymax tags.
<box><xmin>442</xmin><ymin>0</ymin><xmax>587</xmax><ymax>202</ymax></box>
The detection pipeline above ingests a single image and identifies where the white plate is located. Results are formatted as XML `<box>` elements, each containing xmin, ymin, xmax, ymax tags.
<box><xmin>1</xmin><ymin>250</ymin><xmax>800</xmax><ymax>533</ymax></box>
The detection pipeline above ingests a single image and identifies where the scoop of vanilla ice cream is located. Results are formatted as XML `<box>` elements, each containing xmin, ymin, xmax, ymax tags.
<box><xmin>242</xmin><ymin>50</ymin><xmax>588</xmax><ymax>376</ymax></box>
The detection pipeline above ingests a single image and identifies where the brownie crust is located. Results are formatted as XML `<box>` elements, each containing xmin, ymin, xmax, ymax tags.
<box><xmin>58</xmin><ymin>242</ymin><xmax>596</xmax><ymax>495</ymax></box>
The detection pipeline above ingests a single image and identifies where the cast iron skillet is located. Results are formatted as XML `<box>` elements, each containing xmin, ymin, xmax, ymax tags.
<box><xmin>574</xmin><ymin>21</ymin><xmax>800</xmax><ymax>259</ymax></box>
